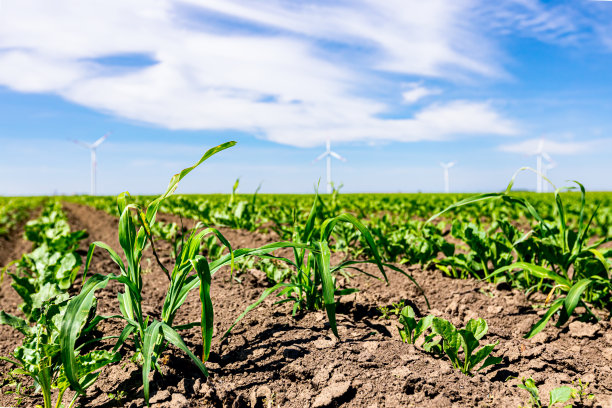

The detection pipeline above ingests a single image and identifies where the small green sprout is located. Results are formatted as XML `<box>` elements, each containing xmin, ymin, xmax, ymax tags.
<box><xmin>377</xmin><ymin>300</ymin><xmax>407</xmax><ymax>320</ymax></box>
<box><xmin>397</xmin><ymin>305</ymin><xmax>434</xmax><ymax>344</ymax></box>
<box><xmin>517</xmin><ymin>377</ymin><xmax>594</xmax><ymax>408</ymax></box>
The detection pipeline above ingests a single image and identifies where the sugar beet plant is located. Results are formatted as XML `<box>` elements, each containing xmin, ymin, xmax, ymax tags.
<box><xmin>397</xmin><ymin>307</ymin><xmax>501</xmax><ymax>375</ymax></box>
<box><xmin>0</xmin><ymin>201</ymin><xmax>118</xmax><ymax>408</ymax></box>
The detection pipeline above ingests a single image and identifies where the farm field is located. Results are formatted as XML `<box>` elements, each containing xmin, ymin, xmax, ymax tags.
<box><xmin>0</xmin><ymin>146</ymin><xmax>611</xmax><ymax>408</ymax></box>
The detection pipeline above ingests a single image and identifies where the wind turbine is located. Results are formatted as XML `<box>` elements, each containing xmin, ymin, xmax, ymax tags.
<box><xmin>72</xmin><ymin>133</ymin><xmax>109</xmax><ymax>195</ymax></box>
<box><xmin>533</xmin><ymin>139</ymin><xmax>553</xmax><ymax>193</ymax></box>
<box><xmin>440</xmin><ymin>161</ymin><xmax>456</xmax><ymax>193</ymax></box>
<box><xmin>542</xmin><ymin>156</ymin><xmax>556</xmax><ymax>193</ymax></box>
<box><xmin>313</xmin><ymin>139</ymin><xmax>346</xmax><ymax>194</ymax></box>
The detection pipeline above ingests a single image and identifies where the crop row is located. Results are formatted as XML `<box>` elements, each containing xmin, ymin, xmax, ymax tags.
<box><xmin>0</xmin><ymin>142</ymin><xmax>610</xmax><ymax>407</ymax></box>
<box><xmin>0</xmin><ymin>197</ymin><xmax>46</xmax><ymax>237</ymax></box>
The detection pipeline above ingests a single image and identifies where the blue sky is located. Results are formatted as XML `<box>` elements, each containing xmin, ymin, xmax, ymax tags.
<box><xmin>1</xmin><ymin>0</ymin><xmax>612</xmax><ymax>195</ymax></box>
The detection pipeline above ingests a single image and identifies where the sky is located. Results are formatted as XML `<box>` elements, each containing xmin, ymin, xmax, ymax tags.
<box><xmin>1</xmin><ymin>0</ymin><xmax>612</xmax><ymax>195</ymax></box>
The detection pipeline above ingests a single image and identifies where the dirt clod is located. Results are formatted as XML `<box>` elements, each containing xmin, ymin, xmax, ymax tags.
<box><xmin>312</xmin><ymin>381</ymin><xmax>353</xmax><ymax>407</ymax></box>
<box><xmin>569</xmin><ymin>321</ymin><xmax>600</xmax><ymax>338</ymax></box>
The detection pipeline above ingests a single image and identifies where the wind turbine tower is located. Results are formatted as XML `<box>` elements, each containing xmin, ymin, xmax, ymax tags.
<box><xmin>533</xmin><ymin>139</ymin><xmax>554</xmax><ymax>193</ymax></box>
<box><xmin>72</xmin><ymin>133</ymin><xmax>109</xmax><ymax>195</ymax></box>
<box><xmin>440</xmin><ymin>161</ymin><xmax>456</xmax><ymax>193</ymax></box>
<box><xmin>313</xmin><ymin>139</ymin><xmax>346</xmax><ymax>194</ymax></box>
<box><xmin>542</xmin><ymin>157</ymin><xmax>556</xmax><ymax>193</ymax></box>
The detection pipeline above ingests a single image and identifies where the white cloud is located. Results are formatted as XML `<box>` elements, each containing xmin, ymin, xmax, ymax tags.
<box><xmin>402</xmin><ymin>82</ymin><xmax>442</xmax><ymax>104</ymax></box>
<box><xmin>0</xmin><ymin>0</ymin><xmax>521</xmax><ymax>147</ymax></box>
<box><xmin>498</xmin><ymin>138</ymin><xmax>600</xmax><ymax>155</ymax></box>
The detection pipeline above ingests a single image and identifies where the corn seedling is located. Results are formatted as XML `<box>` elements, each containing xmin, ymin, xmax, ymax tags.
<box><xmin>60</xmin><ymin>142</ymin><xmax>241</xmax><ymax>405</ymax></box>
<box><xmin>224</xmin><ymin>192</ymin><xmax>427</xmax><ymax>340</ymax></box>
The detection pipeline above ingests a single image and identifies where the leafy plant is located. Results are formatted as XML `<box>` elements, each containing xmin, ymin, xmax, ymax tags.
<box><xmin>378</xmin><ymin>299</ymin><xmax>408</xmax><ymax>320</ymax></box>
<box><xmin>397</xmin><ymin>305</ymin><xmax>434</xmax><ymax>344</ymax></box>
<box><xmin>0</xmin><ymin>300</ymin><xmax>119</xmax><ymax>408</ymax></box>
<box><xmin>428</xmin><ymin>169</ymin><xmax>612</xmax><ymax>338</ymax></box>
<box><xmin>518</xmin><ymin>377</ymin><xmax>594</xmax><ymax>408</ymax></box>
<box><xmin>422</xmin><ymin>317</ymin><xmax>501</xmax><ymax>375</ymax></box>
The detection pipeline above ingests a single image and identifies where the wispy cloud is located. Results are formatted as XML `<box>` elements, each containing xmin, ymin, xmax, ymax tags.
<box><xmin>0</xmin><ymin>0</ymin><xmax>524</xmax><ymax>147</ymax></box>
<box><xmin>478</xmin><ymin>0</ymin><xmax>612</xmax><ymax>49</ymax></box>
<box><xmin>498</xmin><ymin>137</ymin><xmax>601</xmax><ymax>155</ymax></box>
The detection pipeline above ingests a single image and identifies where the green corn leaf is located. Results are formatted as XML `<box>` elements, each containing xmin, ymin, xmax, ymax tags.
<box><xmin>142</xmin><ymin>321</ymin><xmax>162</xmax><ymax>405</ymax></box>
<box><xmin>301</xmin><ymin>191</ymin><xmax>319</xmax><ymax>243</ymax></box>
<box><xmin>223</xmin><ymin>282</ymin><xmax>289</xmax><ymax>339</ymax></box>
<box><xmin>524</xmin><ymin>298</ymin><xmax>564</xmax><ymax>339</ymax></box>
<box><xmin>112</xmin><ymin>325</ymin><xmax>136</xmax><ymax>353</ymax></box>
<box><xmin>321</xmin><ymin>213</ymin><xmax>388</xmax><ymax>283</ymax></box>
<box><xmin>118</xmin><ymin>204</ymin><xmax>138</xmax><ymax>274</ymax></box>
<box><xmin>314</xmin><ymin>240</ymin><xmax>338</xmax><ymax>338</ymax></box>
<box><xmin>490</xmin><ymin>262</ymin><xmax>570</xmax><ymax>288</ymax></box>
<box><xmin>160</xmin><ymin>322</ymin><xmax>208</xmax><ymax>376</ymax></box>
<box><xmin>146</xmin><ymin>141</ymin><xmax>236</xmax><ymax>224</ymax></box>
<box><xmin>191</xmin><ymin>257</ymin><xmax>214</xmax><ymax>362</ymax></box>
<box><xmin>426</xmin><ymin>192</ymin><xmax>502</xmax><ymax>224</ymax></box>
<box><xmin>60</xmin><ymin>273</ymin><xmax>111</xmax><ymax>394</ymax></box>
<box><xmin>558</xmin><ymin>279</ymin><xmax>592</xmax><ymax>326</ymax></box>
<box><xmin>85</xmin><ymin>242</ymin><xmax>126</xmax><ymax>277</ymax></box>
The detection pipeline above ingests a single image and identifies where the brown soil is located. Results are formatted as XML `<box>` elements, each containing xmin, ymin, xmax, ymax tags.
<box><xmin>0</xmin><ymin>203</ymin><xmax>611</xmax><ymax>408</ymax></box>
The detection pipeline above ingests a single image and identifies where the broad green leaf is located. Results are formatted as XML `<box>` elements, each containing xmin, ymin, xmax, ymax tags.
<box><xmin>0</xmin><ymin>311</ymin><xmax>30</xmax><ymax>335</ymax></box>
<box><xmin>549</xmin><ymin>386</ymin><xmax>575</xmax><ymax>406</ymax></box>
<box><xmin>465</xmin><ymin>318</ymin><xmax>488</xmax><ymax>340</ymax></box>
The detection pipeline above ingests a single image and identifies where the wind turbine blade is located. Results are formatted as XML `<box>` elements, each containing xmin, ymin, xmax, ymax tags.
<box><xmin>91</xmin><ymin>132</ymin><xmax>110</xmax><ymax>148</ymax></box>
<box><xmin>71</xmin><ymin>139</ymin><xmax>92</xmax><ymax>149</ymax></box>
<box><xmin>448</xmin><ymin>161</ymin><xmax>456</xmax><ymax>168</ymax></box>
<box><xmin>313</xmin><ymin>151</ymin><xmax>329</xmax><ymax>163</ymax></box>
<box><xmin>329</xmin><ymin>151</ymin><xmax>346</xmax><ymax>162</ymax></box>
<box><xmin>541</xmin><ymin>151</ymin><xmax>552</xmax><ymax>162</ymax></box>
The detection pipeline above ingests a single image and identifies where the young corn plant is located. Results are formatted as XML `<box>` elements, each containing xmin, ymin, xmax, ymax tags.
<box><xmin>422</xmin><ymin>317</ymin><xmax>501</xmax><ymax>375</ymax></box>
<box><xmin>428</xmin><ymin>169</ymin><xmax>612</xmax><ymax>338</ymax></box>
<box><xmin>60</xmin><ymin>142</ymin><xmax>245</xmax><ymax>405</ymax></box>
<box><xmin>224</xmin><ymin>193</ymin><xmax>427</xmax><ymax>339</ymax></box>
